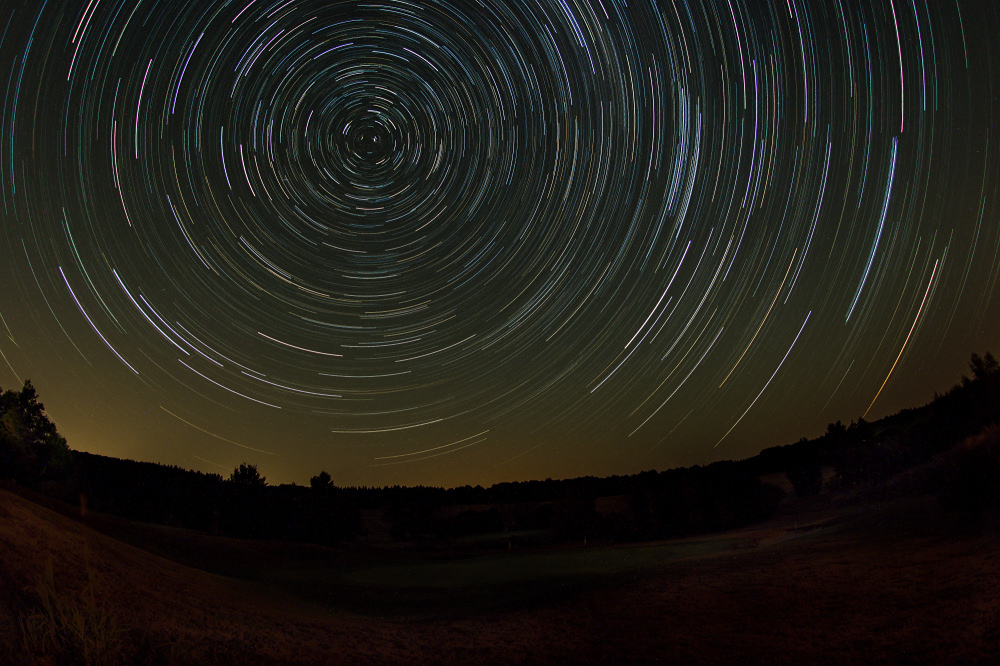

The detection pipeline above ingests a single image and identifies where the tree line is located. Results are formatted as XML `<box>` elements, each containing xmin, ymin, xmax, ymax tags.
<box><xmin>2</xmin><ymin>352</ymin><xmax>999</xmax><ymax>546</ymax></box>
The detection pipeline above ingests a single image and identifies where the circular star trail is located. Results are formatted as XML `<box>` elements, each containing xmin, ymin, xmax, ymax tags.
<box><xmin>1</xmin><ymin>0</ymin><xmax>999</xmax><ymax>486</ymax></box>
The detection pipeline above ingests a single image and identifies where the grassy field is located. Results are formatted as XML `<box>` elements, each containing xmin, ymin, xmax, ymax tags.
<box><xmin>2</xmin><ymin>484</ymin><xmax>999</xmax><ymax>664</ymax></box>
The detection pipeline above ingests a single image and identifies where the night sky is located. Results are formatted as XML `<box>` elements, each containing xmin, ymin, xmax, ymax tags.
<box><xmin>0</xmin><ymin>0</ymin><xmax>998</xmax><ymax>488</ymax></box>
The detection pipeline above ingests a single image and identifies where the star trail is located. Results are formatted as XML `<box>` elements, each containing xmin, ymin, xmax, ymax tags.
<box><xmin>1</xmin><ymin>0</ymin><xmax>998</xmax><ymax>487</ymax></box>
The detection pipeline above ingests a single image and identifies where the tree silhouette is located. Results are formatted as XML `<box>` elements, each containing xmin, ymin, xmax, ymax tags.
<box><xmin>230</xmin><ymin>462</ymin><xmax>266</xmax><ymax>488</ymax></box>
<box><xmin>310</xmin><ymin>471</ymin><xmax>333</xmax><ymax>491</ymax></box>
<box><xmin>969</xmin><ymin>352</ymin><xmax>999</xmax><ymax>382</ymax></box>
<box><xmin>0</xmin><ymin>380</ymin><xmax>70</xmax><ymax>485</ymax></box>
<box><xmin>826</xmin><ymin>420</ymin><xmax>848</xmax><ymax>441</ymax></box>
<box><xmin>225</xmin><ymin>463</ymin><xmax>267</xmax><ymax>538</ymax></box>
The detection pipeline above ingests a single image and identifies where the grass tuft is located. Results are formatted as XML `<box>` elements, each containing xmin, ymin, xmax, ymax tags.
<box><xmin>18</xmin><ymin>558</ymin><xmax>126</xmax><ymax>666</ymax></box>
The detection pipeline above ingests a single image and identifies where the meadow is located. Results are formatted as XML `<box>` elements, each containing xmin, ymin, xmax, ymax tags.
<box><xmin>3</xmin><ymin>479</ymin><xmax>999</xmax><ymax>664</ymax></box>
